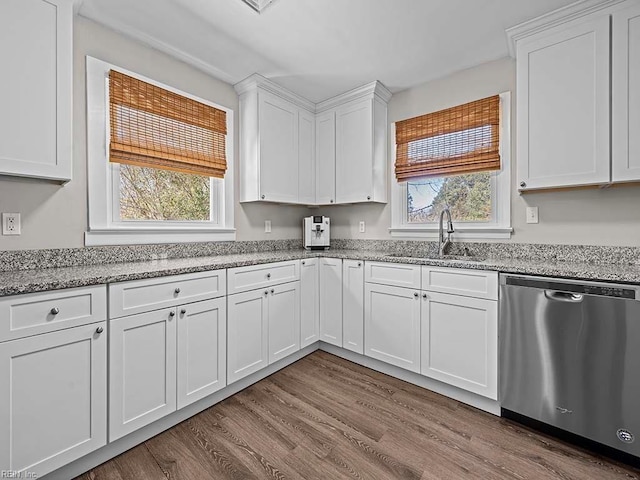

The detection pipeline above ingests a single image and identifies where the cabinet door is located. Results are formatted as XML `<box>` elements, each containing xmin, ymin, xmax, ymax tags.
<box><xmin>227</xmin><ymin>289</ymin><xmax>269</xmax><ymax>383</ymax></box>
<box><xmin>109</xmin><ymin>309</ymin><xmax>177</xmax><ymax>441</ymax></box>
<box><xmin>613</xmin><ymin>3</ymin><xmax>640</xmax><ymax>182</ymax></box>
<box><xmin>177</xmin><ymin>298</ymin><xmax>226</xmax><ymax>410</ymax></box>
<box><xmin>364</xmin><ymin>284</ymin><xmax>420</xmax><ymax>372</ymax></box>
<box><xmin>516</xmin><ymin>15</ymin><xmax>610</xmax><ymax>190</ymax></box>
<box><xmin>298</xmin><ymin>109</ymin><xmax>316</xmax><ymax>204</ymax></box>
<box><xmin>0</xmin><ymin>322</ymin><xmax>107</xmax><ymax>477</ymax></box>
<box><xmin>319</xmin><ymin>258</ymin><xmax>343</xmax><ymax>346</ymax></box>
<box><xmin>0</xmin><ymin>0</ymin><xmax>72</xmax><ymax>181</ymax></box>
<box><xmin>268</xmin><ymin>281</ymin><xmax>301</xmax><ymax>363</ymax></box>
<box><xmin>343</xmin><ymin>260</ymin><xmax>364</xmax><ymax>354</ymax></box>
<box><xmin>421</xmin><ymin>292</ymin><xmax>497</xmax><ymax>399</ymax></box>
<box><xmin>300</xmin><ymin>258</ymin><xmax>320</xmax><ymax>348</ymax></box>
<box><xmin>258</xmin><ymin>90</ymin><xmax>299</xmax><ymax>202</ymax></box>
<box><xmin>335</xmin><ymin>99</ymin><xmax>373</xmax><ymax>203</ymax></box>
<box><xmin>316</xmin><ymin>110</ymin><xmax>336</xmax><ymax>204</ymax></box>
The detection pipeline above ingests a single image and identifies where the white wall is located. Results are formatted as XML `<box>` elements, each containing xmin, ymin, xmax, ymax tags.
<box><xmin>0</xmin><ymin>17</ymin><xmax>308</xmax><ymax>251</ymax></box>
<box><xmin>325</xmin><ymin>57</ymin><xmax>640</xmax><ymax>246</ymax></box>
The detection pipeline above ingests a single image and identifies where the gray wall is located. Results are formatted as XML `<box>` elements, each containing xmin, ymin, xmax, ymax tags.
<box><xmin>0</xmin><ymin>17</ymin><xmax>308</xmax><ymax>251</ymax></box>
<box><xmin>326</xmin><ymin>57</ymin><xmax>640</xmax><ymax>246</ymax></box>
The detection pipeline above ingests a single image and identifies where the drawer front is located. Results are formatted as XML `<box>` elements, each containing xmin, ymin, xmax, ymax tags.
<box><xmin>228</xmin><ymin>260</ymin><xmax>300</xmax><ymax>295</ymax></box>
<box><xmin>0</xmin><ymin>286</ymin><xmax>107</xmax><ymax>342</ymax></box>
<box><xmin>109</xmin><ymin>270</ymin><xmax>226</xmax><ymax>319</ymax></box>
<box><xmin>364</xmin><ymin>261</ymin><xmax>421</xmax><ymax>289</ymax></box>
<box><xmin>421</xmin><ymin>267</ymin><xmax>498</xmax><ymax>300</ymax></box>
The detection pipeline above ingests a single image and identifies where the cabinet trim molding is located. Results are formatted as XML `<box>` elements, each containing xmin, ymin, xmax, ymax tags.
<box><xmin>234</xmin><ymin>73</ymin><xmax>316</xmax><ymax>111</ymax></box>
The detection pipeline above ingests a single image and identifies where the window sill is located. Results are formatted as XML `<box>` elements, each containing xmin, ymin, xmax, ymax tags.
<box><xmin>389</xmin><ymin>226</ymin><xmax>512</xmax><ymax>240</ymax></box>
<box><xmin>85</xmin><ymin>228</ymin><xmax>237</xmax><ymax>246</ymax></box>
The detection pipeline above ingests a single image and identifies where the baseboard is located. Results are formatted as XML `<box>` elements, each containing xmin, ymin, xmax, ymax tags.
<box><xmin>44</xmin><ymin>341</ymin><xmax>499</xmax><ymax>479</ymax></box>
<box><xmin>43</xmin><ymin>343</ymin><xmax>320</xmax><ymax>480</ymax></box>
<box><xmin>319</xmin><ymin>343</ymin><xmax>501</xmax><ymax>416</ymax></box>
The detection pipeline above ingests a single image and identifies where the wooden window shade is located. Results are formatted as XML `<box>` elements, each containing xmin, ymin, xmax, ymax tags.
<box><xmin>395</xmin><ymin>95</ymin><xmax>500</xmax><ymax>182</ymax></box>
<box><xmin>109</xmin><ymin>70</ymin><xmax>227</xmax><ymax>178</ymax></box>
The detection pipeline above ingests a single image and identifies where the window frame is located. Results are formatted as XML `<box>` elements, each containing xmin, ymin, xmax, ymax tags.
<box><xmin>389</xmin><ymin>91</ymin><xmax>512</xmax><ymax>240</ymax></box>
<box><xmin>85</xmin><ymin>56</ymin><xmax>235</xmax><ymax>246</ymax></box>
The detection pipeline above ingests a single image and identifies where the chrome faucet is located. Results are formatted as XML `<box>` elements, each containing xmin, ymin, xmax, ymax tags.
<box><xmin>438</xmin><ymin>208</ymin><xmax>454</xmax><ymax>257</ymax></box>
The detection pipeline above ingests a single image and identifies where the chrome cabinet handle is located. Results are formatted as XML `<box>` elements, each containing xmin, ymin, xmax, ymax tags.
<box><xmin>330</xmin><ymin>199</ymin><xmax>334</xmax><ymax>203</ymax></box>
<box><xmin>169</xmin><ymin>311</ymin><xmax>176</xmax><ymax>317</ymax></box>
<box><xmin>367</xmin><ymin>196</ymin><xmax>371</xmax><ymax>200</ymax></box>
<box><xmin>422</xmin><ymin>293</ymin><xmax>428</xmax><ymax>299</ymax></box>
<box><xmin>520</xmin><ymin>181</ymin><xmax>526</xmax><ymax>188</ymax></box>
<box><xmin>414</xmin><ymin>292</ymin><xmax>419</xmax><ymax>298</ymax></box>
<box><xmin>261</xmin><ymin>194</ymin><xmax>265</xmax><ymax>199</ymax></box>
<box><xmin>180</xmin><ymin>308</ymin><xmax>187</xmax><ymax>315</ymax></box>
<box><xmin>302</xmin><ymin>261</ymin><xmax>305</xmax><ymax>265</ymax></box>
<box><xmin>95</xmin><ymin>326</ymin><xmax>104</xmax><ymax>334</ymax></box>
<box><xmin>50</xmin><ymin>307</ymin><xmax>60</xmax><ymax>315</ymax></box>
<box><xmin>266</xmin><ymin>273</ymin><xmax>271</xmax><ymax>279</ymax></box>
<box><xmin>270</xmin><ymin>289</ymin><xmax>275</xmax><ymax>294</ymax></box>
<box><xmin>357</xmin><ymin>262</ymin><xmax>362</xmax><ymax>267</ymax></box>
<box><xmin>174</xmin><ymin>287</ymin><xmax>181</xmax><ymax>294</ymax></box>
<box><xmin>264</xmin><ymin>290</ymin><xmax>269</xmax><ymax>295</ymax></box>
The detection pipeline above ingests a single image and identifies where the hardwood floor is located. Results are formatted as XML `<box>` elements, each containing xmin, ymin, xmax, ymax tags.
<box><xmin>77</xmin><ymin>351</ymin><xmax>640</xmax><ymax>480</ymax></box>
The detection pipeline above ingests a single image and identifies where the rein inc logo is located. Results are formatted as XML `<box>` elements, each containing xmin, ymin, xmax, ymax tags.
<box><xmin>1</xmin><ymin>472</ymin><xmax>37</xmax><ymax>478</ymax></box>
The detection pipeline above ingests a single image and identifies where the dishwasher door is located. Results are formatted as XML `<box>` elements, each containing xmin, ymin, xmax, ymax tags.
<box><xmin>500</xmin><ymin>274</ymin><xmax>640</xmax><ymax>457</ymax></box>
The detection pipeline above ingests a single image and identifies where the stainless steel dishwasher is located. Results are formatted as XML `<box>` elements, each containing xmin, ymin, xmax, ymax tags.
<box><xmin>500</xmin><ymin>274</ymin><xmax>640</xmax><ymax>459</ymax></box>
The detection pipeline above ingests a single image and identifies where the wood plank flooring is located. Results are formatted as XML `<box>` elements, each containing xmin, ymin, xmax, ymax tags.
<box><xmin>77</xmin><ymin>351</ymin><xmax>640</xmax><ymax>480</ymax></box>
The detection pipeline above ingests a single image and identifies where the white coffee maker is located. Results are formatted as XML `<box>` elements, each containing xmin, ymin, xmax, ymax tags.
<box><xmin>303</xmin><ymin>216</ymin><xmax>330</xmax><ymax>250</ymax></box>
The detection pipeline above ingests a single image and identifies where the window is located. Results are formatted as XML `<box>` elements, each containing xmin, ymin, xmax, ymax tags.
<box><xmin>86</xmin><ymin>56</ymin><xmax>235</xmax><ymax>246</ymax></box>
<box><xmin>391</xmin><ymin>92</ymin><xmax>511</xmax><ymax>239</ymax></box>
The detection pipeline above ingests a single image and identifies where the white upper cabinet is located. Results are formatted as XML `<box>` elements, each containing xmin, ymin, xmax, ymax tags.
<box><xmin>315</xmin><ymin>111</ymin><xmax>336</xmax><ymax>204</ymax></box>
<box><xmin>235</xmin><ymin>74</ymin><xmax>390</xmax><ymax>205</ymax></box>
<box><xmin>510</xmin><ymin>0</ymin><xmax>640</xmax><ymax>191</ymax></box>
<box><xmin>514</xmin><ymin>15</ymin><xmax>611</xmax><ymax>191</ymax></box>
<box><xmin>0</xmin><ymin>0</ymin><xmax>72</xmax><ymax>182</ymax></box>
<box><xmin>613</xmin><ymin>2</ymin><xmax>640</xmax><ymax>182</ymax></box>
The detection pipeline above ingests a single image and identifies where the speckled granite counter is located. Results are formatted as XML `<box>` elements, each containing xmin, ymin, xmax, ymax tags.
<box><xmin>2</xmin><ymin>248</ymin><xmax>640</xmax><ymax>297</ymax></box>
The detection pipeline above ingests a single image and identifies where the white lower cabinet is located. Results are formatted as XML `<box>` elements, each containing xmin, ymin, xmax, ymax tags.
<box><xmin>364</xmin><ymin>283</ymin><xmax>421</xmax><ymax>373</ymax></box>
<box><xmin>342</xmin><ymin>259</ymin><xmax>364</xmax><ymax>354</ymax></box>
<box><xmin>300</xmin><ymin>259</ymin><xmax>320</xmax><ymax>347</ymax></box>
<box><xmin>0</xmin><ymin>322</ymin><xmax>107</xmax><ymax>477</ymax></box>
<box><xmin>421</xmin><ymin>291</ymin><xmax>498</xmax><ymax>400</ymax></box>
<box><xmin>227</xmin><ymin>288</ymin><xmax>269</xmax><ymax>384</ymax></box>
<box><xmin>268</xmin><ymin>282</ymin><xmax>301</xmax><ymax>363</ymax></box>
<box><xmin>110</xmin><ymin>308</ymin><xmax>177</xmax><ymax>441</ymax></box>
<box><xmin>319</xmin><ymin>258</ymin><xmax>343</xmax><ymax>346</ymax></box>
<box><xmin>177</xmin><ymin>298</ymin><xmax>227</xmax><ymax>410</ymax></box>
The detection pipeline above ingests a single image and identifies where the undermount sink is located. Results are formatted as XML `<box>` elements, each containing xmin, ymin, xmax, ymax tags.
<box><xmin>384</xmin><ymin>253</ymin><xmax>486</xmax><ymax>262</ymax></box>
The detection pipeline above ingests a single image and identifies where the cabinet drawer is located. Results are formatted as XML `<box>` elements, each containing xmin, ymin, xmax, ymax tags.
<box><xmin>421</xmin><ymin>267</ymin><xmax>498</xmax><ymax>300</ymax></box>
<box><xmin>0</xmin><ymin>286</ymin><xmax>107</xmax><ymax>342</ymax></box>
<box><xmin>364</xmin><ymin>261</ymin><xmax>421</xmax><ymax>289</ymax></box>
<box><xmin>109</xmin><ymin>270</ymin><xmax>226</xmax><ymax>319</ymax></box>
<box><xmin>228</xmin><ymin>260</ymin><xmax>300</xmax><ymax>295</ymax></box>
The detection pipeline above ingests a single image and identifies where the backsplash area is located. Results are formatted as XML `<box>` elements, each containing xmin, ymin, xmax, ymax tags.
<box><xmin>2</xmin><ymin>239</ymin><xmax>640</xmax><ymax>272</ymax></box>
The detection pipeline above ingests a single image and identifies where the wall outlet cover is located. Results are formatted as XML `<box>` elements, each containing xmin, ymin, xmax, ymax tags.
<box><xmin>359</xmin><ymin>221</ymin><xmax>366</xmax><ymax>233</ymax></box>
<box><xmin>526</xmin><ymin>207</ymin><xmax>539</xmax><ymax>224</ymax></box>
<box><xmin>264</xmin><ymin>220</ymin><xmax>272</xmax><ymax>233</ymax></box>
<box><xmin>2</xmin><ymin>213</ymin><xmax>21</xmax><ymax>235</ymax></box>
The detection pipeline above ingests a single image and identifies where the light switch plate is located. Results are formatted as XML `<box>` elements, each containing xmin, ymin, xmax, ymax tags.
<box><xmin>526</xmin><ymin>207</ymin><xmax>539</xmax><ymax>224</ymax></box>
<box><xmin>2</xmin><ymin>213</ymin><xmax>21</xmax><ymax>235</ymax></box>
<box><xmin>264</xmin><ymin>220</ymin><xmax>272</xmax><ymax>233</ymax></box>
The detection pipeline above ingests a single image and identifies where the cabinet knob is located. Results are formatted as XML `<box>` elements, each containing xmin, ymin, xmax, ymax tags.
<box><xmin>261</xmin><ymin>194</ymin><xmax>265</xmax><ymax>199</ymax></box>
<box><xmin>266</xmin><ymin>273</ymin><xmax>271</xmax><ymax>279</ymax></box>
<box><xmin>330</xmin><ymin>199</ymin><xmax>334</xmax><ymax>203</ymax></box>
<box><xmin>95</xmin><ymin>326</ymin><xmax>104</xmax><ymax>334</ymax></box>
<box><xmin>50</xmin><ymin>307</ymin><xmax>60</xmax><ymax>315</ymax></box>
<box><xmin>180</xmin><ymin>308</ymin><xmax>187</xmax><ymax>315</ymax></box>
<box><xmin>520</xmin><ymin>181</ymin><xmax>526</xmax><ymax>188</ymax></box>
<box><xmin>270</xmin><ymin>289</ymin><xmax>275</xmax><ymax>294</ymax></box>
<box><xmin>169</xmin><ymin>311</ymin><xmax>176</xmax><ymax>317</ymax></box>
<box><xmin>302</xmin><ymin>261</ymin><xmax>305</xmax><ymax>265</ymax></box>
<box><xmin>264</xmin><ymin>290</ymin><xmax>269</xmax><ymax>295</ymax></box>
<box><xmin>357</xmin><ymin>262</ymin><xmax>362</xmax><ymax>267</ymax></box>
<box><xmin>414</xmin><ymin>292</ymin><xmax>419</xmax><ymax>298</ymax></box>
<box><xmin>174</xmin><ymin>287</ymin><xmax>181</xmax><ymax>294</ymax></box>
<box><xmin>422</xmin><ymin>293</ymin><xmax>428</xmax><ymax>299</ymax></box>
<box><xmin>367</xmin><ymin>196</ymin><xmax>371</xmax><ymax>200</ymax></box>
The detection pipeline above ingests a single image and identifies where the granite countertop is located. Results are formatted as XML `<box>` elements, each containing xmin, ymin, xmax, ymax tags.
<box><xmin>2</xmin><ymin>248</ymin><xmax>640</xmax><ymax>297</ymax></box>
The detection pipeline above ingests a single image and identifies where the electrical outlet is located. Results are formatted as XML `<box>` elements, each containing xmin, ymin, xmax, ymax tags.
<box><xmin>359</xmin><ymin>221</ymin><xmax>366</xmax><ymax>233</ymax></box>
<box><xmin>264</xmin><ymin>220</ymin><xmax>272</xmax><ymax>233</ymax></box>
<box><xmin>526</xmin><ymin>207</ymin><xmax>539</xmax><ymax>224</ymax></box>
<box><xmin>2</xmin><ymin>213</ymin><xmax>21</xmax><ymax>235</ymax></box>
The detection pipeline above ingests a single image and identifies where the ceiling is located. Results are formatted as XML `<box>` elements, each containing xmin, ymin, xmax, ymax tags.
<box><xmin>77</xmin><ymin>0</ymin><xmax>579</xmax><ymax>102</ymax></box>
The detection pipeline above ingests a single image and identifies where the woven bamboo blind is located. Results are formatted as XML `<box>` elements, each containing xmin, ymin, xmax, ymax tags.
<box><xmin>109</xmin><ymin>70</ymin><xmax>227</xmax><ymax>178</ymax></box>
<box><xmin>395</xmin><ymin>95</ymin><xmax>500</xmax><ymax>182</ymax></box>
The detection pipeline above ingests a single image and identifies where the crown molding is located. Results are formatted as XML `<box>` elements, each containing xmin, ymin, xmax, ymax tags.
<box><xmin>315</xmin><ymin>80</ymin><xmax>392</xmax><ymax>113</ymax></box>
<box><xmin>505</xmin><ymin>0</ymin><xmax>627</xmax><ymax>57</ymax></box>
<box><xmin>234</xmin><ymin>73</ymin><xmax>317</xmax><ymax>111</ymax></box>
